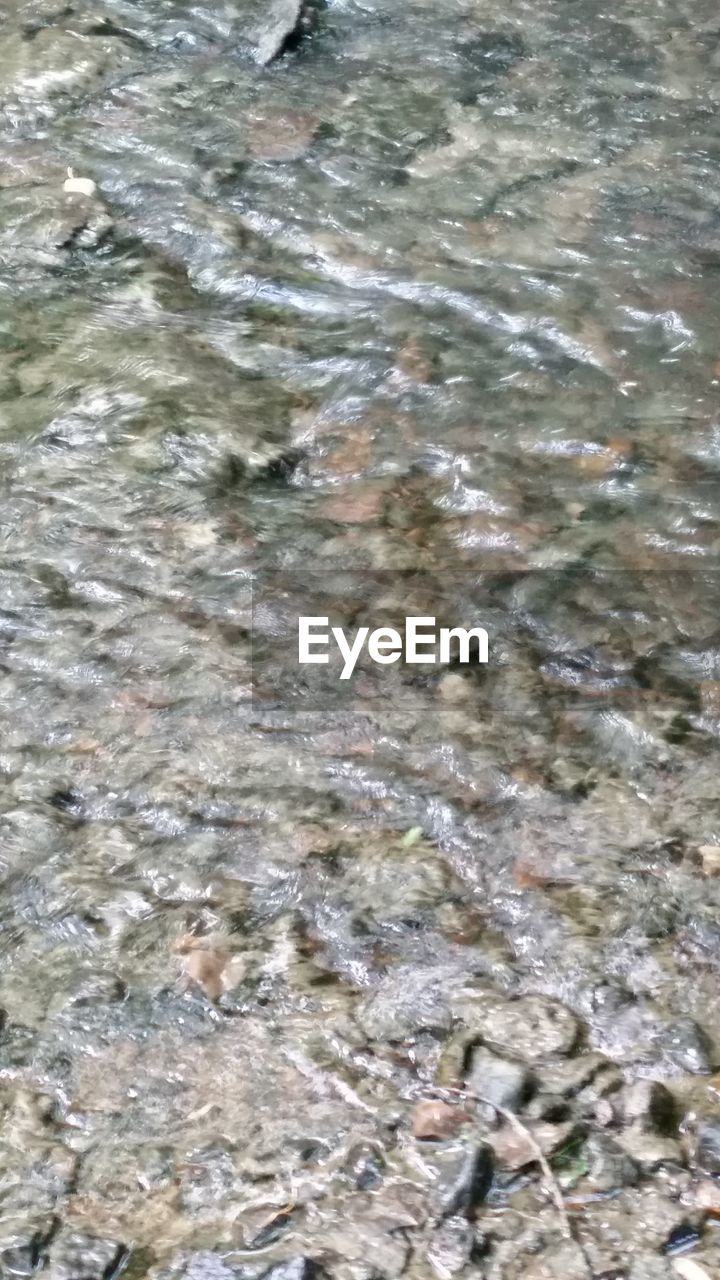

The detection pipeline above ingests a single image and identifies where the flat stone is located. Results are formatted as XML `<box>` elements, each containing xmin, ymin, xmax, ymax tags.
<box><xmin>453</xmin><ymin>992</ymin><xmax>580</xmax><ymax>1061</ymax></box>
<box><xmin>466</xmin><ymin>1046</ymin><xmax>532</xmax><ymax>1111</ymax></box>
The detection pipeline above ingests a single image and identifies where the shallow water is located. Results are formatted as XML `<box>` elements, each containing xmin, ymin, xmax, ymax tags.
<box><xmin>2</xmin><ymin>1</ymin><xmax>720</xmax><ymax>1277</ymax></box>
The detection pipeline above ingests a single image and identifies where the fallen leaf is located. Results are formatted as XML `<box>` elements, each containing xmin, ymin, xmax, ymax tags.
<box><xmin>411</xmin><ymin>1100</ymin><xmax>469</xmax><ymax>1140</ymax></box>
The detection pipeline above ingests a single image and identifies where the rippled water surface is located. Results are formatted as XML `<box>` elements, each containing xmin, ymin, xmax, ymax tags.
<box><xmin>2</xmin><ymin>1</ymin><xmax>720</xmax><ymax>1277</ymax></box>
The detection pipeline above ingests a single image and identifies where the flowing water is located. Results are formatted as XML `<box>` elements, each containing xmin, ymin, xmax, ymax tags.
<box><xmin>2</xmin><ymin>1</ymin><xmax>720</xmax><ymax>1277</ymax></box>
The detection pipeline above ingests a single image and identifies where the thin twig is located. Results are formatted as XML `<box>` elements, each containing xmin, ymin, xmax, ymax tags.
<box><xmin>424</xmin><ymin>1083</ymin><xmax>572</xmax><ymax>1240</ymax></box>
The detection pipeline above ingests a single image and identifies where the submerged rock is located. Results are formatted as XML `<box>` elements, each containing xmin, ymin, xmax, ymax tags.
<box><xmin>429</xmin><ymin>1140</ymin><xmax>494</xmax><ymax>1218</ymax></box>
<box><xmin>44</xmin><ymin>1233</ymin><xmax>124</xmax><ymax>1280</ymax></box>
<box><xmin>454</xmin><ymin>992</ymin><xmax>581</xmax><ymax>1061</ymax></box>
<box><xmin>246</xmin><ymin>0</ymin><xmax>317</xmax><ymax>65</ymax></box>
<box><xmin>695</xmin><ymin>1118</ymin><xmax>720</xmax><ymax>1175</ymax></box>
<box><xmin>426</xmin><ymin>1216</ymin><xmax>475</xmax><ymax>1277</ymax></box>
<box><xmin>466</xmin><ymin>1046</ymin><xmax>532</xmax><ymax>1110</ymax></box>
<box><xmin>356</xmin><ymin>966</ymin><xmax>456</xmax><ymax>1041</ymax></box>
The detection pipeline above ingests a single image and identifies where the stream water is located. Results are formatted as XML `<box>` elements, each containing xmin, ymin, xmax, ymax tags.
<box><xmin>2</xmin><ymin>1</ymin><xmax>720</xmax><ymax>1277</ymax></box>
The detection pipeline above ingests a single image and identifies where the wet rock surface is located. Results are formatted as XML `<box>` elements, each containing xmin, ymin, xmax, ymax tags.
<box><xmin>2</xmin><ymin>0</ymin><xmax>720</xmax><ymax>1276</ymax></box>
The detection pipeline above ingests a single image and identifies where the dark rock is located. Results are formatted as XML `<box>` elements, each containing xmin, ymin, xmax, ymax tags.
<box><xmin>65</xmin><ymin>971</ymin><xmax>127</xmax><ymax>1007</ymax></box>
<box><xmin>466</xmin><ymin>1046</ymin><xmax>532</xmax><ymax>1111</ymax></box>
<box><xmin>662</xmin><ymin>1223</ymin><xmax>702</xmax><ymax>1256</ymax></box>
<box><xmin>430</xmin><ymin>1141</ymin><xmax>494</xmax><ymax>1219</ymax></box>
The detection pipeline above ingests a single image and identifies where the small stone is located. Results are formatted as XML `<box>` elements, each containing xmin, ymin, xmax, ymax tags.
<box><xmin>63</xmin><ymin>174</ymin><xmax>97</xmax><ymax>197</ymax></box>
<box><xmin>672</xmin><ymin>1259</ymin><xmax>713</xmax><ymax>1280</ymax></box>
<box><xmin>454</xmin><ymin>992</ymin><xmax>580</xmax><ymax>1062</ymax></box>
<box><xmin>583</xmin><ymin>1132</ymin><xmax>639</xmax><ymax>1190</ymax></box>
<box><xmin>430</xmin><ymin>1141</ymin><xmax>494</xmax><ymax>1218</ymax></box>
<box><xmin>696</xmin><ymin>1118</ymin><xmax>720</xmax><ymax>1175</ymax></box>
<box><xmin>437</xmin><ymin>673</ymin><xmax>470</xmax><ymax>704</ymax></box>
<box><xmin>426</xmin><ymin>1216</ymin><xmax>474</xmax><ymax>1277</ymax></box>
<box><xmin>411</xmin><ymin>1100</ymin><xmax>469</xmax><ymax>1141</ymax></box>
<box><xmin>523</xmin><ymin>1242</ymin><xmax>589</xmax><ymax>1280</ymax></box>
<box><xmin>616</xmin><ymin>1124</ymin><xmax>684</xmax><ymax>1171</ymax></box>
<box><xmin>692</xmin><ymin>1178</ymin><xmax>720</xmax><ymax>1215</ymax></box>
<box><xmin>466</xmin><ymin>1046</ymin><xmax>532</xmax><ymax>1111</ymax></box>
<box><xmin>489</xmin><ymin>1120</ymin><xmax>574</xmax><ymax>1171</ymax></box>
<box><xmin>698</xmin><ymin>845</ymin><xmax>720</xmax><ymax>876</ymax></box>
<box><xmin>248</xmin><ymin>0</ymin><xmax>311</xmax><ymax>64</ymax></box>
<box><xmin>45</xmin><ymin>1233</ymin><xmax>123</xmax><ymax>1280</ymax></box>
<box><xmin>619</xmin><ymin>1079</ymin><xmax>676</xmax><ymax>1131</ymax></box>
<box><xmin>262</xmin><ymin>1262</ymin><xmax>319</xmax><ymax>1280</ymax></box>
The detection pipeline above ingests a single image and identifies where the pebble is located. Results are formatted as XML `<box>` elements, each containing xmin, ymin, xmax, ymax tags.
<box><xmin>466</xmin><ymin>1046</ymin><xmax>532</xmax><ymax>1111</ymax></box>
<box><xmin>695</xmin><ymin>1117</ymin><xmax>720</xmax><ymax>1174</ymax></box>
<box><xmin>63</xmin><ymin>172</ymin><xmax>97</xmax><ymax>197</ymax></box>
<box><xmin>430</xmin><ymin>1141</ymin><xmax>494</xmax><ymax>1218</ymax></box>
<box><xmin>426</xmin><ymin>1216</ymin><xmax>475</xmax><ymax>1277</ymax></box>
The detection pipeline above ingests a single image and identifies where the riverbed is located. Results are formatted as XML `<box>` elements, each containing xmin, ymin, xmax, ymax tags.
<box><xmin>1</xmin><ymin>1</ymin><xmax>720</xmax><ymax>1277</ymax></box>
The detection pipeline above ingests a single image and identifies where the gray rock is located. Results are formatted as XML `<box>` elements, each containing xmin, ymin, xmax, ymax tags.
<box><xmin>584</xmin><ymin>1132</ymin><xmax>639</xmax><ymax>1190</ymax></box>
<box><xmin>429</xmin><ymin>1141</ymin><xmax>494</xmax><ymax>1219</ymax></box>
<box><xmin>263</xmin><ymin>1262</ymin><xmax>320</xmax><ymax>1280</ymax></box>
<box><xmin>356</xmin><ymin>966</ymin><xmax>455</xmax><ymax>1041</ymax></box>
<box><xmin>44</xmin><ymin>1233</ymin><xmax>123</xmax><ymax>1280</ymax></box>
<box><xmin>247</xmin><ymin>0</ymin><xmax>310</xmax><ymax>65</ymax></box>
<box><xmin>175</xmin><ymin>1254</ymin><xmax>241</xmax><ymax>1280</ymax></box>
<box><xmin>656</xmin><ymin>1018</ymin><xmax>713</xmax><ymax>1075</ymax></box>
<box><xmin>521</xmin><ymin>1242</ymin><xmax>589</xmax><ymax>1280</ymax></box>
<box><xmin>619</xmin><ymin>1079</ymin><xmax>676</xmax><ymax>1131</ymax></box>
<box><xmin>454</xmin><ymin>992</ymin><xmax>580</xmax><ymax>1061</ymax></box>
<box><xmin>616</xmin><ymin>1124</ymin><xmax>684</xmax><ymax>1171</ymax></box>
<box><xmin>627</xmin><ymin>1256</ymin><xmax>675</xmax><ymax>1280</ymax></box>
<box><xmin>466</xmin><ymin>1046</ymin><xmax>532</xmax><ymax>1111</ymax></box>
<box><xmin>537</xmin><ymin>1051</ymin><xmax>619</xmax><ymax>1098</ymax></box>
<box><xmin>426</xmin><ymin>1216</ymin><xmax>475</xmax><ymax>1278</ymax></box>
<box><xmin>696</xmin><ymin>1117</ymin><xmax>720</xmax><ymax>1174</ymax></box>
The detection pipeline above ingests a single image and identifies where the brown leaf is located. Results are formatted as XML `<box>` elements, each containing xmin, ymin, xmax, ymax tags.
<box><xmin>411</xmin><ymin>1100</ymin><xmax>469</xmax><ymax>1140</ymax></box>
